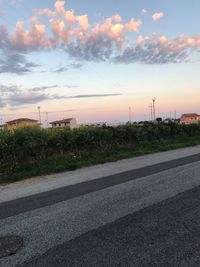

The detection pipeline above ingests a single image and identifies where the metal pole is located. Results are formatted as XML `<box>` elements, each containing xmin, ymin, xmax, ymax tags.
<box><xmin>174</xmin><ymin>110</ymin><xmax>177</xmax><ymax>120</ymax></box>
<box><xmin>38</xmin><ymin>106</ymin><xmax>41</xmax><ymax>125</ymax></box>
<box><xmin>46</xmin><ymin>112</ymin><xmax>49</xmax><ymax>128</ymax></box>
<box><xmin>149</xmin><ymin>104</ymin><xmax>153</xmax><ymax>121</ymax></box>
<box><xmin>152</xmin><ymin>98</ymin><xmax>156</xmax><ymax>121</ymax></box>
<box><xmin>128</xmin><ymin>106</ymin><xmax>132</xmax><ymax>123</ymax></box>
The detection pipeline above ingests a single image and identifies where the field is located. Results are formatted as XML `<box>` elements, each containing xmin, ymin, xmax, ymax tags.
<box><xmin>1</xmin><ymin>122</ymin><xmax>200</xmax><ymax>184</ymax></box>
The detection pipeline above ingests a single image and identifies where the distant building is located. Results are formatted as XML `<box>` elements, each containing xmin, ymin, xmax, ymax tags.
<box><xmin>3</xmin><ymin>118</ymin><xmax>38</xmax><ymax>129</ymax></box>
<box><xmin>180</xmin><ymin>113</ymin><xmax>200</xmax><ymax>125</ymax></box>
<box><xmin>50</xmin><ymin>118</ymin><xmax>78</xmax><ymax>129</ymax></box>
<box><xmin>106</xmin><ymin>121</ymin><xmax>122</xmax><ymax>127</ymax></box>
<box><xmin>80</xmin><ymin>122</ymin><xmax>107</xmax><ymax>128</ymax></box>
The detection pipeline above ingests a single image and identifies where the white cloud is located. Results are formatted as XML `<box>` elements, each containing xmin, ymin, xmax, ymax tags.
<box><xmin>141</xmin><ymin>9</ymin><xmax>147</xmax><ymax>15</ymax></box>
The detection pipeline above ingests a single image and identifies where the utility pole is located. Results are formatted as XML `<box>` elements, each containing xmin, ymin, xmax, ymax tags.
<box><xmin>174</xmin><ymin>110</ymin><xmax>177</xmax><ymax>120</ymax></box>
<box><xmin>128</xmin><ymin>106</ymin><xmax>132</xmax><ymax>123</ymax></box>
<box><xmin>152</xmin><ymin>97</ymin><xmax>156</xmax><ymax>122</ymax></box>
<box><xmin>46</xmin><ymin>112</ymin><xmax>49</xmax><ymax>128</ymax></box>
<box><xmin>149</xmin><ymin>104</ymin><xmax>153</xmax><ymax>121</ymax></box>
<box><xmin>38</xmin><ymin>106</ymin><xmax>41</xmax><ymax>125</ymax></box>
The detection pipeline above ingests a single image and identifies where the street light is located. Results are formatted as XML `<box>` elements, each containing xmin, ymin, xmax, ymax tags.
<box><xmin>38</xmin><ymin>106</ymin><xmax>41</xmax><ymax>125</ymax></box>
<box><xmin>149</xmin><ymin>104</ymin><xmax>153</xmax><ymax>121</ymax></box>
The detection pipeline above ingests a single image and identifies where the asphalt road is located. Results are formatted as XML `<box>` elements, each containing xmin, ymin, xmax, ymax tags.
<box><xmin>1</xmin><ymin>153</ymin><xmax>200</xmax><ymax>266</ymax></box>
<box><xmin>22</xmin><ymin>185</ymin><xmax>200</xmax><ymax>267</ymax></box>
<box><xmin>1</xmin><ymin>153</ymin><xmax>200</xmax><ymax>220</ymax></box>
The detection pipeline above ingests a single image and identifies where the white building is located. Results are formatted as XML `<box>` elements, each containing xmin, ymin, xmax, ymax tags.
<box><xmin>50</xmin><ymin>118</ymin><xmax>78</xmax><ymax>129</ymax></box>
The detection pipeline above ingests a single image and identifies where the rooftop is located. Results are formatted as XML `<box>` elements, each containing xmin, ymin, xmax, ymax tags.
<box><xmin>50</xmin><ymin>118</ymin><xmax>73</xmax><ymax>124</ymax></box>
<box><xmin>6</xmin><ymin>118</ymin><xmax>38</xmax><ymax>124</ymax></box>
<box><xmin>181</xmin><ymin>113</ymin><xmax>200</xmax><ymax>118</ymax></box>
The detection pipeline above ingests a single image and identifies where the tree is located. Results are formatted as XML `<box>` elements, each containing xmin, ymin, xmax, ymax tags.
<box><xmin>156</xmin><ymin>117</ymin><xmax>162</xmax><ymax>123</ymax></box>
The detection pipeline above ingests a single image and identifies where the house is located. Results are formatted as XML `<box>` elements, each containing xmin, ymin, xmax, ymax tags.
<box><xmin>50</xmin><ymin>118</ymin><xmax>78</xmax><ymax>129</ymax></box>
<box><xmin>4</xmin><ymin>118</ymin><xmax>39</xmax><ymax>129</ymax></box>
<box><xmin>180</xmin><ymin>113</ymin><xmax>200</xmax><ymax>125</ymax></box>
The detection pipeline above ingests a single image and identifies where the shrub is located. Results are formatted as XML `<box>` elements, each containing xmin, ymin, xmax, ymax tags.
<box><xmin>1</xmin><ymin>122</ymin><xmax>200</xmax><ymax>169</ymax></box>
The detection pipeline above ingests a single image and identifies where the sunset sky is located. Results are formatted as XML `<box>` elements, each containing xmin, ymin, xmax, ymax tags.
<box><xmin>0</xmin><ymin>0</ymin><xmax>200</xmax><ymax>124</ymax></box>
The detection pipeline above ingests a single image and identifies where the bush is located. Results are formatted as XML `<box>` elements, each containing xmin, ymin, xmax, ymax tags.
<box><xmin>1</xmin><ymin>123</ymin><xmax>200</xmax><ymax>170</ymax></box>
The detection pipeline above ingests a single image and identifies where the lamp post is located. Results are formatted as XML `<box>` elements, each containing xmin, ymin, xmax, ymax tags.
<box><xmin>149</xmin><ymin>104</ymin><xmax>153</xmax><ymax>121</ymax></box>
<box><xmin>152</xmin><ymin>98</ymin><xmax>156</xmax><ymax>122</ymax></box>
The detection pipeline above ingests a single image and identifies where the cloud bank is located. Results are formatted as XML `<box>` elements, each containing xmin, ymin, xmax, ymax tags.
<box><xmin>0</xmin><ymin>84</ymin><xmax>120</xmax><ymax>107</ymax></box>
<box><xmin>0</xmin><ymin>0</ymin><xmax>199</xmax><ymax>73</ymax></box>
<box><xmin>113</xmin><ymin>33</ymin><xmax>199</xmax><ymax>64</ymax></box>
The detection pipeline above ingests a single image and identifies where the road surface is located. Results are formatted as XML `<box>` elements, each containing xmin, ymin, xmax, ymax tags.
<box><xmin>0</xmin><ymin>147</ymin><xmax>200</xmax><ymax>266</ymax></box>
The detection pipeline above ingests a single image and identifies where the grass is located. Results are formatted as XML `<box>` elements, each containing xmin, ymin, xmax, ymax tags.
<box><xmin>1</xmin><ymin>135</ymin><xmax>200</xmax><ymax>184</ymax></box>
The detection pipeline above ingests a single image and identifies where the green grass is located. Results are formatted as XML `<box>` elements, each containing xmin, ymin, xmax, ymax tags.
<box><xmin>1</xmin><ymin>135</ymin><xmax>200</xmax><ymax>184</ymax></box>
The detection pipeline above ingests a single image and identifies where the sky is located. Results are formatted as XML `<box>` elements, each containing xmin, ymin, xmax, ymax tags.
<box><xmin>0</xmin><ymin>0</ymin><xmax>200</xmax><ymax>124</ymax></box>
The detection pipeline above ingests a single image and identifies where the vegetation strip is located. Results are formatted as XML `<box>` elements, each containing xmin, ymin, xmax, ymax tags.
<box><xmin>1</xmin><ymin>123</ymin><xmax>200</xmax><ymax>184</ymax></box>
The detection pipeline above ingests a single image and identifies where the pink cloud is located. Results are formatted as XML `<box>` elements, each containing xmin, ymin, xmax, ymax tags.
<box><xmin>10</xmin><ymin>22</ymin><xmax>46</xmax><ymax>50</ymax></box>
<box><xmin>33</xmin><ymin>0</ymin><xmax>142</xmax><ymax>47</ymax></box>
<box><xmin>112</xmin><ymin>14</ymin><xmax>122</xmax><ymax>23</ymax></box>
<box><xmin>0</xmin><ymin>0</ymin><xmax>199</xmax><ymax>66</ymax></box>
<box><xmin>54</xmin><ymin>0</ymin><xmax>65</xmax><ymax>14</ymax></box>
<box><xmin>36</xmin><ymin>8</ymin><xmax>54</xmax><ymax>17</ymax></box>
<box><xmin>76</xmin><ymin>15</ymin><xmax>89</xmax><ymax>31</ymax></box>
<box><xmin>124</xmin><ymin>19</ymin><xmax>142</xmax><ymax>32</ymax></box>
<box><xmin>152</xmin><ymin>12</ymin><xmax>164</xmax><ymax>21</ymax></box>
<box><xmin>65</xmin><ymin>10</ymin><xmax>75</xmax><ymax>23</ymax></box>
